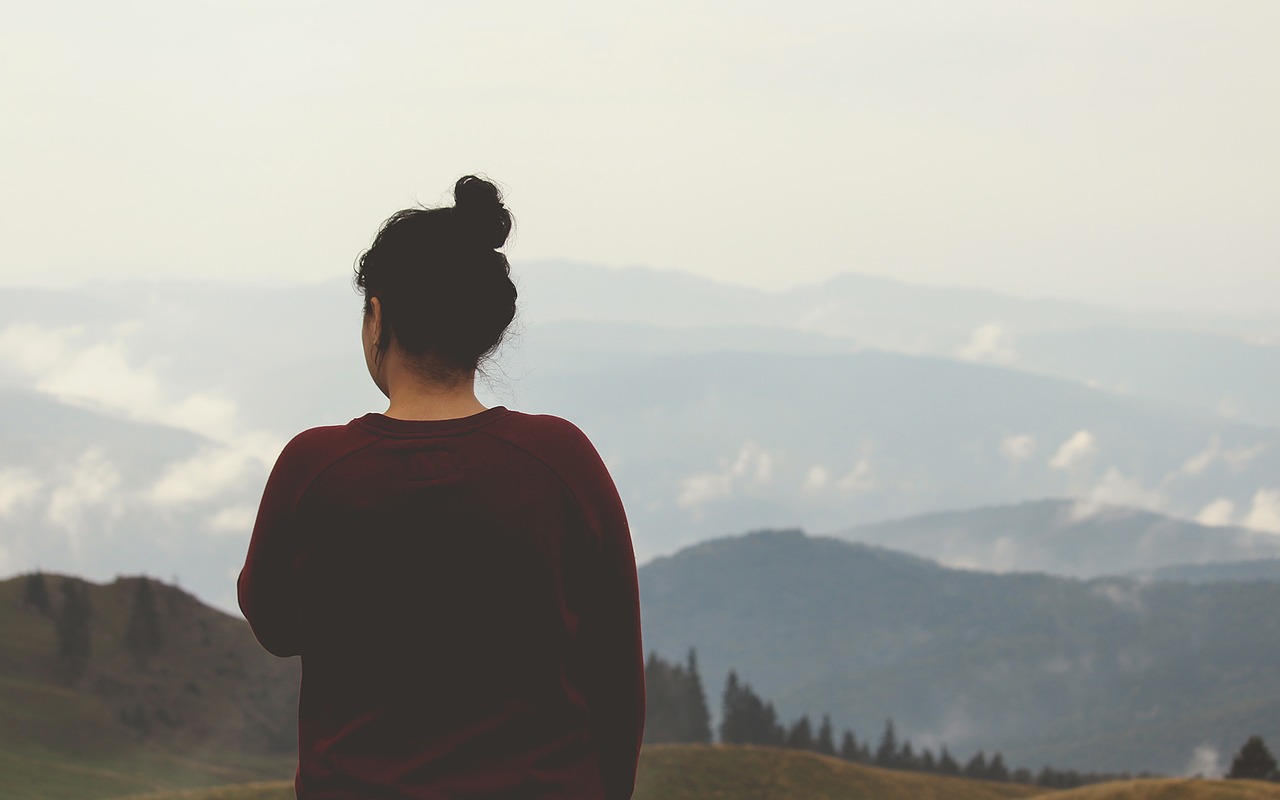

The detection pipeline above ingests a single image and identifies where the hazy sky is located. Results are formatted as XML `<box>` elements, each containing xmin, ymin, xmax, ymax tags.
<box><xmin>3</xmin><ymin>2</ymin><xmax>1278</xmax><ymax>310</ymax></box>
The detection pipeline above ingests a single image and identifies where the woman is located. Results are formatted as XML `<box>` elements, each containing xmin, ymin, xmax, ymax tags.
<box><xmin>238</xmin><ymin>176</ymin><xmax>645</xmax><ymax>799</ymax></box>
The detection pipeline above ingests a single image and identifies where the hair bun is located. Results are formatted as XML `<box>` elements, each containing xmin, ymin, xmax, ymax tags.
<box><xmin>453</xmin><ymin>175</ymin><xmax>512</xmax><ymax>249</ymax></box>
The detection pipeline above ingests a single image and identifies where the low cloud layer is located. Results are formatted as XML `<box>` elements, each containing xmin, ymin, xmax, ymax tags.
<box><xmin>678</xmin><ymin>441</ymin><xmax>775</xmax><ymax>510</ymax></box>
<box><xmin>1049</xmin><ymin>430</ymin><xmax>1097</xmax><ymax>472</ymax></box>
<box><xmin>958</xmin><ymin>322</ymin><xmax>1016</xmax><ymax>365</ymax></box>
<box><xmin>0</xmin><ymin>322</ymin><xmax>239</xmax><ymax>441</ymax></box>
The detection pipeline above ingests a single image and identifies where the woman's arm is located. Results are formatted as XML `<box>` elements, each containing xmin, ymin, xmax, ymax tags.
<box><xmin>238</xmin><ymin>427</ymin><xmax>363</xmax><ymax>657</ymax></box>
<box><xmin>569</xmin><ymin>437</ymin><xmax>646</xmax><ymax>800</ymax></box>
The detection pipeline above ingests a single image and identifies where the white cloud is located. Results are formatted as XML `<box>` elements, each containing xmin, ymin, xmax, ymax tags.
<box><xmin>0</xmin><ymin>322</ymin><xmax>240</xmax><ymax>441</ymax></box>
<box><xmin>1049</xmin><ymin>430</ymin><xmax>1097</xmax><ymax>471</ymax></box>
<box><xmin>1180</xmin><ymin>435</ymin><xmax>1266</xmax><ymax>477</ymax></box>
<box><xmin>958</xmin><ymin>322</ymin><xmax>1016</xmax><ymax>365</ymax></box>
<box><xmin>999</xmin><ymin>433</ymin><xmax>1035</xmax><ymax>465</ymax></box>
<box><xmin>1243</xmin><ymin>489</ymin><xmax>1280</xmax><ymax>534</ymax></box>
<box><xmin>145</xmin><ymin>433</ymin><xmax>282</xmax><ymax>507</ymax></box>
<box><xmin>837</xmin><ymin>458</ymin><xmax>876</xmax><ymax>494</ymax></box>
<box><xmin>206</xmin><ymin>504</ymin><xmax>259</xmax><ymax>536</ymax></box>
<box><xmin>1181</xmin><ymin>436</ymin><xmax>1221</xmax><ymax>476</ymax></box>
<box><xmin>1093</xmin><ymin>582</ymin><xmax>1145</xmax><ymax>614</ymax></box>
<box><xmin>1222</xmin><ymin>443</ymin><xmax>1266</xmax><ymax>471</ymax></box>
<box><xmin>1185</xmin><ymin>745</ymin><xmax>1223</xmax><ymax>778</ymax></box>
<box><xmin>677</xmin><ymin>473</ymin><xmax>732</xmax><ymax>509</ymax></box>
<box><xmin>677</xmin><ymin>441</ymin><xmax>775</xmax><ymax>509</ymax></box>
<box><xmin>45</xmin><ymin>449</ymin><xmax>123</xmax><ymax>548</ymax></box>
<box><xmin>1196</xmin><ymin>498</ymin><xmax>1236</xmax><ymax>527</ymax></box>
<box><xmin>0</xmin><ymin>467</ymin><xmax>43</xmax><ymax>517</ymax></box>
<box><xmin>803</xmin><ymin>465</ymin><xmax>830</xmax><ymax>494</ymax></box>
<box><xmin>1090</xmin><ymin>467</ymin><xmax>1165</xmax><ymax>510</ymax></box>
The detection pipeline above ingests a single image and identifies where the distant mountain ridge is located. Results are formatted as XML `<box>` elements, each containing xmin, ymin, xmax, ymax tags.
<box><xmin>835</xmin><ymin>499</ymin><xmax>1280</xmax><ymax>578</ymax></box>
<box><xmin>2</xmin><ymin>272</ymin><xmax>1278</xmax><ymax>607</ymax></box>
<box><xmin>638</xmin><ymin>529</ymin><xmax>1280</xmax><ymax>775</ymax></box>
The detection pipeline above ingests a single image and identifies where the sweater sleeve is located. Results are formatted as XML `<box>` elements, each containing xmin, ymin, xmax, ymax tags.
<box><xmin>238</xmin><ymin>427</ymin><xmax>352</xmax><ymax>657</ymax></box>
<box><xmin>563</xmin><ymin>429</ymin><xmax>646</xmax><ymax>800</ymax></box>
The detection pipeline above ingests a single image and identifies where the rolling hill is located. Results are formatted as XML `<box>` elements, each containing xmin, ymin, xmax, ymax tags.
<box><xmin>638</xmin><ymin>529</ymin><xmax>1280</xmax><ymax>775</ymax></box>
<box><xmin>0</xmin><ymin>573</ymin><xmax>296</xmax><ymax>800</ymax></box>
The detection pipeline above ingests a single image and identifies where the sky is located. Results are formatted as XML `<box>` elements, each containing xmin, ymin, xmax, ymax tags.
<box><xmin>2</xmin><ymin>1</ymin><xmax>1278</xmax><ymax>311</ymax></box>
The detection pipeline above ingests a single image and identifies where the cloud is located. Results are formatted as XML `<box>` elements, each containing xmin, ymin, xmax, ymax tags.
<box><xmin>803</xmin><ymin>465</ymin><xmax>830</xmax><ymax>494</ymax></box>
<box><xmin>145</xmin><ymin>432</ymin><xmax>282</xmax><ymax>507</ymax></box>
<box><xmin>206</xmin><ymin>504</ymin><xmax>259</xmax><ymax>536</ymax></box>
<box><xmin>1196</xmin><ymin>498</ymin><xmax>1236</xmax><ymax>527</ymax></box>
<box><xmin>1049</xmin><ymin>430</ymin><xmax>1097</xmax><ymax>471</ymax></box>
<box><xmin>1243</xmin><ymin>489</ymin><xmax>1280</xmax><ymax>534</ymax></box>
<box><xmin>836</xmin><ymin>458</ymin><xmax>876</xmax><ymax>494</ymax></box>
<box><xmin>0</xmin><ymin>467</ymin><xmax>43</xmax><ymax>517</ymax></box>
<box><xmin>958</xmin><ymin>322</ymin><xmax>1016</xmax><ymax>365</ymax></box>
<box><xmin>1185</xmin><ymin>745</ymin><xmax>1223</xmax><ymax>778</ymax></box>
<box><xmin>1090</xmin><ymin>467</ymin><xmax>1165</xmax><ymax>510</ymax></box>
<box><xmin>1093</xmin><ymin>581</ymin><xmax>1145</xmax><ymax>614</ymax></box>
<box><xmin>1180</xmin><ymin>435</ymin><xmax>1266</xmax><ymax>477</ymax></box>
<box><xmin>999</xmin><ymin>433</ymin><xmax>1035</xmax><ymax>465</ymax></box>
<box><xmin>45</xmin><ymin>449</ymin><xmax>124</xmax><ymax>554</ymax></box>
<box><xmin>677</xmin><ymin>441</ymin><xmax>774</xmax><ymax>509</ymax></box>
<box><xmin>0</xmin><ymin>322</ymin><xmax>239</xmax><ymax>440</ymax></box>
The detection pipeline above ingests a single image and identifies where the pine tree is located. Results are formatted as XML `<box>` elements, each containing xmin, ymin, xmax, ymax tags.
<box><xmin>1227</xmin><ymin>736</ymin><xmax>1279</xmax><ymax>781</ymax></box>
<box><xmin>124</xmin><ymin>577</ymin><xmax>163</xmax><ymax>667</ymax></box>
<box><xmin>964</xmin><ymin>751</ymin><xmax>989</xmax><ymax>779</ymax></box>
<box><xmin>684</xmin><ymin>649</ymin><xmax>712</xmax><ymax>744</ymax></box>
<box><xmin>875</xmin><ymin>719</ymin><xmax>898</xmax><ymax>767</ymax></box>
<box><xmin>815</xmin><ymin>714</ymin><xmax>836</xmax><ymax>756</ymax></box>
<box><xmin>786</xmin><ymin>715</ymin><xmax>814</xmax><ymax>751</ymax></box>
<box><xmin>899</xmin><ymin>741</ymin><xmax>918</xmax><ymax>771</ymax></box>
<box><xmin>55</xmin><ymin>579</ymin><xmax>91</xmax><ymax>676</ymax></box>
<box><xmin>839</xmin><ymin>730</ymin><xmax>860</xmax><ymax>761</ymax></box>
<box><xmin>987</xmin><ymin>752</ymin><xmax>1010</xmax><ymax>782</ymax></box>
<box><xmin>920</xmin><ymin>748</ymin><xmax>937</xmax><ymax>773</ymax></box>
<box><xmin>23</xmin><ymin>571</ymin><xmax>52</xmax><ymax>615</ymax></box>
<box><xmin>720</xmin><ymin>671</ymin><xmax>782</xmax><ymax>746</ymax></box>
<box><xmin>938</xmin><ymin>746</ymin><xmax>961</xmax><ymax>775</ymax></box>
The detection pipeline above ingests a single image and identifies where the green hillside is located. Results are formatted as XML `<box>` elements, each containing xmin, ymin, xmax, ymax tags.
<box><xmin>0</xmin><ymin>573</ymin><xmax>297</xmax><ymax>800</ymax></box>
<box><xmin>1041</xmin><ymin>777</ymin><xmax>1280</xmax><ymax>799</ymax></box>
<box><xmin>113</xmin><ymin>745</ymin><xmax>1043</xmax><ymax>800</ymax></box>
<box><xmin>638</xmin><ymin>529</ymin><xmax>1280</xmax><ymax>774</ymax></box>
<box><xmin>109</xmin><ymin>746</ymin><xmax>1280</xmax><ymax>800</ymax></box>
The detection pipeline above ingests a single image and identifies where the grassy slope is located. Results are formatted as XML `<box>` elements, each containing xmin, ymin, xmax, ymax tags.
<box><xmin>1039</xmin><ymin>778</ymin><xmax>1280</xmax><ymax>799</ymax></box>
<box><xmin>106</xmin><ymin>746</ymin><xmax>1280</xmax><ymax>800</ymax></box>
<box><xmin>0</xmin><ymin>574</ymin><xmax>297</xmax><ymax>800</ymax></box>
<box><xmin>114</xmin><ymin>745</ymin><xmax>1043</xmax><ymax>800</ymax></box>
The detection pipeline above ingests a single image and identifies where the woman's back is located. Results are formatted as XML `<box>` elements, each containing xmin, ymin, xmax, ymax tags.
<box><xmin>241</xmin><ymin>408</ymin><xmax>643</xmax><ymax>798</ymax></box>
<box><xmin>238</xmin><ymin>177</ymin><xmax>645</xmax><ymax>799</ymax></box>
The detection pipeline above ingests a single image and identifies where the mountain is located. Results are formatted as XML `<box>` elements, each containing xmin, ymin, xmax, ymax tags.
<box><xmin>637</xmin><ymin>530</ymin><xmax>1280</xmax><ymax>775</ymax></box>
<box><xmin>1140</xmin><ymin>559</ymin><xmax>1280</xmax><ymax>584</ymax></box>
<box><xmin>0</xmin><ymin>573</ymin><xmax>296</xmax><ymax>800</ymax></box>
<box><xmin>835</xmin><ymin>499</ymin><xmax>1280</xmax><ymax>578</ymax></box>
<box><xmin>515</xmin><ymin>349</ymin><xmax>1280</xmax><ymax>558</ymax></box>
<box><xmin>3</xmin><ymin>273</ymin><xmax>1279</xmax><ymax>606</ymax></box>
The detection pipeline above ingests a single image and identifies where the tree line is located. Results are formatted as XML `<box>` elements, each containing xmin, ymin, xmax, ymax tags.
<box><xmin>22</xmin><ymin>571</ymin><xmax>164</xmax><ymax>678</ymax></box>
<box><xmin>642</xmin><ymin>649</ymin><xmax>1276</xmax><ymax>786</ymax></box>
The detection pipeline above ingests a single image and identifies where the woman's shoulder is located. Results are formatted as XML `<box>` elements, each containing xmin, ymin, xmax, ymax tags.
<box><xmin>273</xmin><ymin>422</ymin><xmax>377</xmax><ymax>467</ymax></box>
<box><xmin>484</xmin><ymin>411</ymin><xmax>606</xmax><ymax>466</ymax></box>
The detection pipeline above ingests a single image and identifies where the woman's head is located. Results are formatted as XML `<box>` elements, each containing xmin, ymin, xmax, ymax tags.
<box><xmin>355</xmin><ymin>175</ymin><xmax>517</xmax><ymax>383</ymax></box>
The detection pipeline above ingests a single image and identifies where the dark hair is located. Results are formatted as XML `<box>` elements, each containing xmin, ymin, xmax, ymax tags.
<box><xmin>354</xmin><ymin>176</ymin><xmax>517</xmax><ymax>380</ymax></box>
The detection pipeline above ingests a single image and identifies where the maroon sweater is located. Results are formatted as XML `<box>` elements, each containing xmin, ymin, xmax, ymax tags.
<box><xmin>238</xmin><ymin>408</ymin><xmax>645</xmax><ymax>799</ymax></box>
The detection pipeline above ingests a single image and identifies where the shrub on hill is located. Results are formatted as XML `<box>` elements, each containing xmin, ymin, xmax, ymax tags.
<box><xmin>1227</xmin><ymin>736</ymin><xmax>1279</xmax><ymax>781</ymax></box>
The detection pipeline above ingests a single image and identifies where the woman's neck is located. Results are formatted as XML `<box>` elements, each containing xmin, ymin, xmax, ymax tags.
<box><xmin>380</xmin><ymin>353</ymin><xmax>487</xmax><ymax>421</ymax></box>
